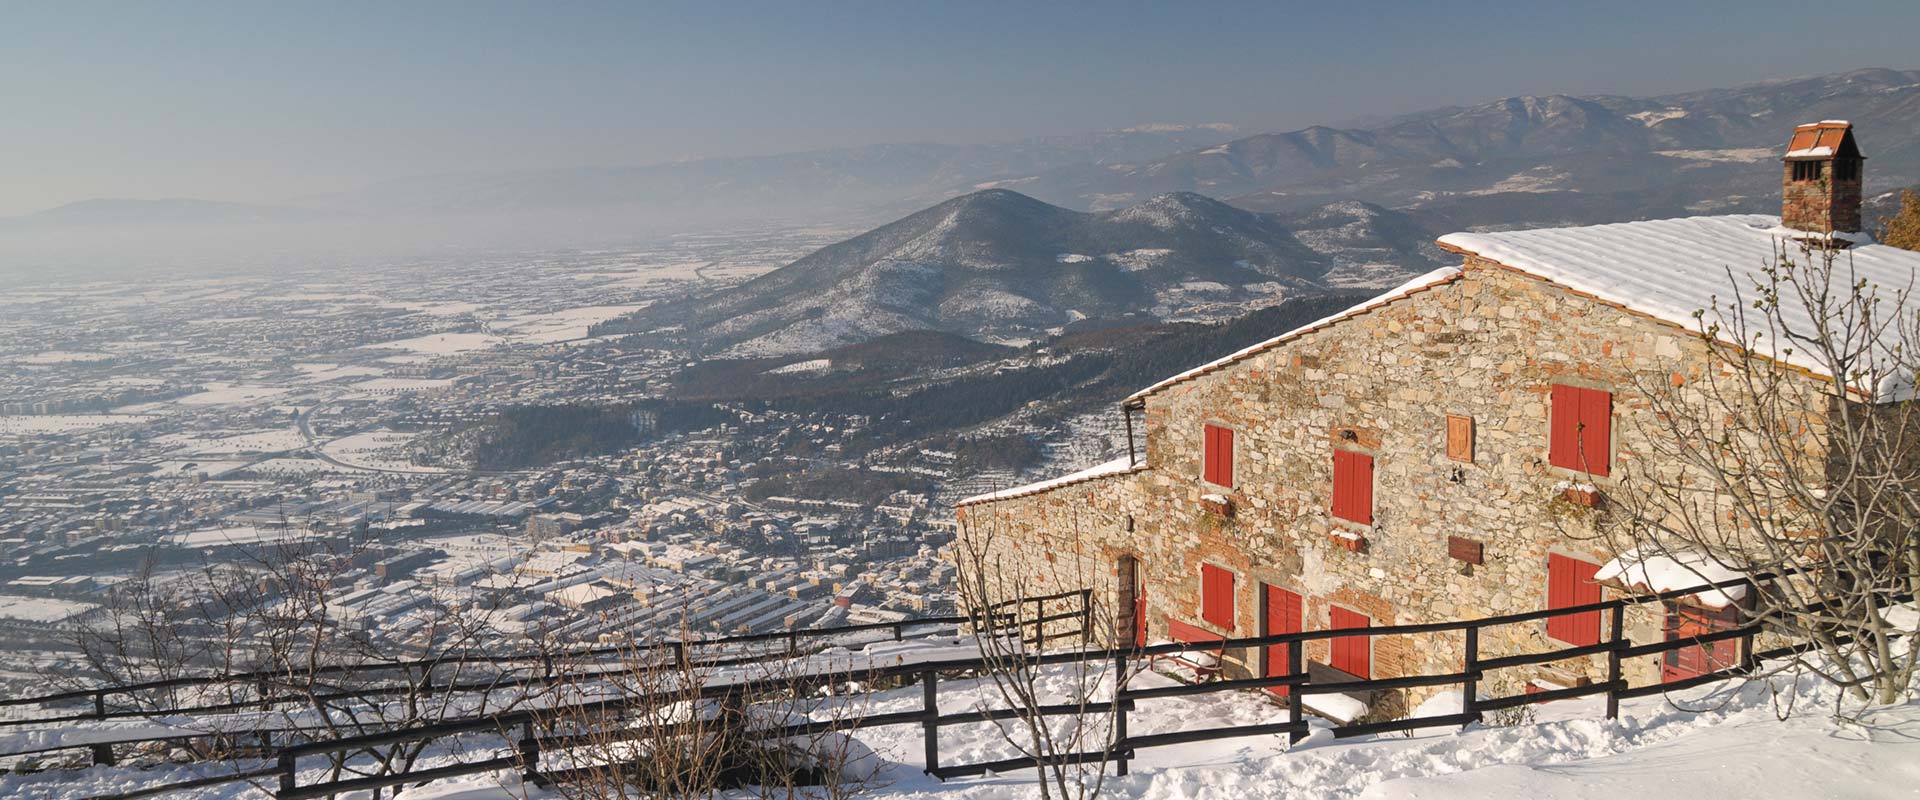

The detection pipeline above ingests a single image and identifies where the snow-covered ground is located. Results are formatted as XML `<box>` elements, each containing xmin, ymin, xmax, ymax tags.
<box><xmin>315</xmin><ymin>429</ymin><xmax>444</xmax><ymax>473</ymax></box>
<box><xmin>0</xmin><ymin>414</ymin><xmax>155</xmax><ymax>435</ymax></box>
<box><xmin>7</xmin><ymin>646</ymin><xmax>1915</xmax><ymax>800</ymax></box>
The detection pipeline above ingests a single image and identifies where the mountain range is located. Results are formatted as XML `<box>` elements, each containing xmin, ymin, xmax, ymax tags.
<box><xmin>1005</xmin><ymin>68</ymin><xmax>1920</xmax><ymax>230</ymax></box>
<box><xmin>593</xmin><ymin>190</ymin><xmax>1446</xmax><ymax>356</ymax></box>
<box><xmin>7</xmin><ymin>68</ymin><xmax>1917</xmax><ymax>272</ymax></box>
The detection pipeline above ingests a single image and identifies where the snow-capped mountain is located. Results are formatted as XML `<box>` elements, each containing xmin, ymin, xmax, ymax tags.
<box><xmin>595</xmin><ymin>189</ymin><xmax>1447</xmax><ymax>356</ymax></box>
<box><xmin>998</xmin><ymin>68</ymin><xmax>1920</xmax><ymax>229</ymax></box>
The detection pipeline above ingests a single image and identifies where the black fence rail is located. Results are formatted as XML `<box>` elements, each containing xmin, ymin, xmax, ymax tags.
<box><xmin>8</xmin><ymin>589</ymin><xmax>1092</xmax><ymax>799</ymax></box>
<box><xmin>17</xmin><ymin>577</ymin><xmax>1898</xmax><ymax>800</ymax></box>
<box><xmin>2</xmin><ymin>587</ymin><xmax>1090</xmax><ymax>739</ymax></box>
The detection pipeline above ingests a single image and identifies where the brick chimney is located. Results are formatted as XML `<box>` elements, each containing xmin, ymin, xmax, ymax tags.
<box><xmin>1781</xmin><ymin>121</ymin><xmax>1865</xmax><ymax>234</ymax></box>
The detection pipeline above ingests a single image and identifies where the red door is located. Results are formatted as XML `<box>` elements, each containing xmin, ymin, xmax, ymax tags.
<box><xmin>1663</xmin><ymin>602</ymin><xmax>1740</xmax><ymax>681</ymax></box>
<box><xmin>1329</xmin><ymin>607</ymin><xmax>1372</xmax><ymax>678</ymax></box>
<box><xmin>1262</xmin><ymin>585</ymin><xmax>1303</xmax><ymax>696</ymax></box>
<box><xmin>1118</xmin><ymin>556</ymin><xmax>1147</xmax><ymax>648</ymax></box>
<box><xmin>1132</xmin><ymin>573</ymin><xmax>1148</xmax><ymax>649</ymax></box>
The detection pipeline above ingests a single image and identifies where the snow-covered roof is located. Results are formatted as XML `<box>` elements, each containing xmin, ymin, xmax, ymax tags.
<box><xmin>954</xmin><ymin>456</ymin><xmax>1144</xmax><ymax>507</ymax></box>
<box><xmin>1594</xmin><ymin>547</ymin><xmax>1748</xmax><ymax>609</ymax></box>
<box><xmin>1440</xmin><ymin>215</ymin><xmax>1920</xmax><ymax>399</ymax></box>
<box><xmin>1124</xmin><ymin>266</ymin><xmax>1465</xmax><ymax>402</ymax></box>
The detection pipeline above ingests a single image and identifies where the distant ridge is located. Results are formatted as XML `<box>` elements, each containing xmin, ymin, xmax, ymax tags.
<box><xmin>594</xmin><ymin>189</ymin><xmax>1446</xmax><ymax>356</ymax></box>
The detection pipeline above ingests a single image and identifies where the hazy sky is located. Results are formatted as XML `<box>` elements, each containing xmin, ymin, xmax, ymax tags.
<box><xmin>4</xmin><ymin>0</ymin><xmax>1917</xmax><ymax>216</ymax></box>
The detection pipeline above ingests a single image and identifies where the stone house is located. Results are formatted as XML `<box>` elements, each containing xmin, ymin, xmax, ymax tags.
<box><xmin>953</xmin><ymin>122</ymin><xmax>1920</xmax><ymax>705</ymax></box>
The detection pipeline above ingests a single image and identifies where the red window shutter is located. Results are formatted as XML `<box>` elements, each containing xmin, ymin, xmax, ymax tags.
<box><xmin>1549</xmin><ymin>384</ymin><xmax>1581</xmax><ymax>470</ymax></box>
<box><xmin>1217</xmin><ymin>427</ymin><xmax>1234</xmax><ymax>486</ymax></box>
<box><xmin>1201</xmin><ymin>564</ymin><xmax>1234</xmax><ymax>630</ymax></box>
<box><xmin>1581</xmin><ymin>389</ymin><xmax>1612</xmax><ymax>477</ymax></box>
<box><xmin>1550</xmin><ymin>385</ymin><xmax>1613</xmax><ymax>475</ymax></box>
<box><xmin>1203</xmin><ymin>424</ymin><xmax>1234</xmax><ymax>486</ymax></box>
<box><xmin>1332</xmin><ymin>449</ymin><xmax>1373</xmax><ymax>525</ymax></box>
<box><xmin>1547</xmin><ymin>554</ymin><xmax>1603</xmax><ymax>646</ymax></box>
<box><xmin>1354</xmin><ymin>453</ymin><xmax>1373</xmax><ymax>525</ymax></box>
<box><xmin>1329</xmin><ymin>607</ymin><xmax>1371</xmax><ymax>677</ymax></box>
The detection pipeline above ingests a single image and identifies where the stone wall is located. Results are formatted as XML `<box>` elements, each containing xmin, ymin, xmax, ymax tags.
<box><xmin>956</xmin><ymin>259</ymin><xmax>1830</xmax><ymax>708</ymax></box>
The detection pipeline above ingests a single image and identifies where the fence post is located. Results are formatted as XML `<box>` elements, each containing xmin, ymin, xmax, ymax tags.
<box><xmin>1081</xmin><ymin>589</ymin><xmax>1095</xmax><ymax>646</ymax></box>
<box><xmin>1286</xmin><ymin>639</ymin><xmax>1305</xmax><ymax>745</ymax></box>
<box><xmin>89</xmin><ymin>691</ymin><xmax>116</xmax><ymax>767</ymax></box>
<box><xmin>787</xmin><ymin>628</ymin><xmax>800</xmax><ymax>657</ymax></box>
<box><xmin>519</xmin><ymin>719</ymin><xmax>542</xmax><ymax>784</ymax></box>
<box><xmin>1738</xmin><ymin>579</ymin><xmax>1759</xmax><ymax>673</ymax></box>
<box><xmin>1112</xmin><ymin>651</ymin><xmax>1130</xmax><ymax>776</ymax></box>
<box><xmin>921</xmin><ymin>669</ymin><xmax>941</xmax><ymax>779</ymax></box>
<box><xmin>1461</xmin><ymin>625</ymin><xmax>1480</xmax><ymax>730</ymax></box>
<box><xmin>1605</xmin><ymin>602</ymin><xmax>1626</xmax><ymax>720</ymax></box>
<box><xmin>278</xmin><ymin>750</ymin><xmax>296</xmax><ymax>796</ymax></box>
<box><xmin>893</xmin><ymin>621</ymin><xmax>904</xmax><ymax>642</ymax></box>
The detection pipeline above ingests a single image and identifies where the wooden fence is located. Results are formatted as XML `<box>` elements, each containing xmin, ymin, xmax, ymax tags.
<box><xmin>3</xmin><ymin>577</ymin><xmax>1897</xmax><ymax>799</ymax></box>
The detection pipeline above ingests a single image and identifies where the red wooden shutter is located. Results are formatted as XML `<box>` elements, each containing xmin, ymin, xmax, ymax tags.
<box><xmin>1546</xmin><ymin>554</ymin><xmax>1602</xmax><ymax>646</ymax></box>
<box><xmin>1549</xmin><ymin>384</ymin><xmax>1581</xmax><ymax>470</ymax></box>
<box><xmin>1203</xmin><ymin>424</ymin><xmax>1233</xmax><ymax>486</ymax></box>
<box><xmin>1217</xmin><ymin>427</ymin><xmax>1234</xmax><ymax>486</ymax></box>
<box><xmin>1332</xmin><ymin>449</ymin><xmax>1374</xmax><ymax>525</ymax></box>
<box><xmin>1581</xmin><ymin>389</ymin><xmax>1612</xmax><ymax>477</ymax></box>
<box><xmin>1263</xmin><ymin>585</ymin><xmax>1303</xmax><ymax>697</ymax></box>
<box><xmin>1201</xmin><ymin>564</ymin><xmax>1234</xmax><ymax>630</ymax></box>
<box><xmin>1550</xmin><ymin>385</ymin><xmax>1613</xmax><ymax>475</ymax></box>
<box><xmin>1329</xmin><ymin>606</ymin><xmax>1371</xmax><ymax>677</ymax></box>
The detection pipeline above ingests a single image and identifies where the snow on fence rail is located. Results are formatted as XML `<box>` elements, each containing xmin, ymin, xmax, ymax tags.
<box><xmin>0</xmin><ymin>589</ymin><xmax>1092</xmax><ymax>795</ymax></box>
<box><xmin>22</xmin><ymin>577</ymin><xmax>1910</xmax><ymax>800</ymax></box>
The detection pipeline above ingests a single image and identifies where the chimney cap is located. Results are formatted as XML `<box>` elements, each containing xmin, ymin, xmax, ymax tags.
<box><xmin>1784</xmin><ymin>121</ymin><xmax>1863</xmax><ymax>161</ymax></box>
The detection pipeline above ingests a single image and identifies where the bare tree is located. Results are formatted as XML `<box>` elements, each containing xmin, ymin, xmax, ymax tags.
<box><xmin>520</xmin><ymin>614</ymin><xmax>882</xmax><ymax>800</ymax></box>
<box><xmin>951</xmin><ymin>505</ymin><xmax>1137</xmax><ymax>800</ymax></box>
<box><xmin>63</xmin><ymin>533</ymin><xmax>540</xmax><ymax>795</ymax></box>
<box><xmin>1599</xmin><ymin>237</ymin><xmax>1920</xmax><ymax>709</ymax></box>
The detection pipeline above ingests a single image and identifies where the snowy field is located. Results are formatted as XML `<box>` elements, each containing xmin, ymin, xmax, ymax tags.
<box><xmin>495</xmin><ymin>304</ymin><xmax>647</xmax><ymax>344</ymax></box>
<box><xmin>197</xmin><ymin>428</ymin><xmax>307</xmax><ymax>453</ymax></box>
<box><xmin>172</xmin><ymin>384</ymin><xmax>294</xmax><ymax>406</ymax></box>
<box><xmin>4</xmin><ymin>351</ymin><xmax>115</xmax><ymax>365</ymax></box>
<box><xmin>361</xmin><ymin>332</ymin><xmax>507</xmax><ymax>355</ymax></box>
<box><xmin>291</xmin><ymin>363</ymin><xmax>386</xmax><ymax>383</ymax></box>
<box><xmin>0</xmin><ymin>595</ymin><xmax>97</xmax><ymax>625</ymax></box>
<box><xmin>316</xmin><ymin>429</ymin><xmax>444</xmax><ymax>473</ymax></box>
<box><xmin>0</xmin><ymin>415</ymin><xmax>154</xmax><ymax>435</ymax></box>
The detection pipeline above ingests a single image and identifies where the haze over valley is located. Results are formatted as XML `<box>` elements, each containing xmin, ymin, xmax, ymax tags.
<box><xmin>6</xmin><ymin>3</ymin><xmax>1920</xmax><ymax>796</ymax></box>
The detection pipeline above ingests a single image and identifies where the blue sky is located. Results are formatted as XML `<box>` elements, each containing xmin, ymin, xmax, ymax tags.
<box><xmin>3</xmin><ymin>0</ymin><xmax>1916</xmax><ymax>215</ymax></box>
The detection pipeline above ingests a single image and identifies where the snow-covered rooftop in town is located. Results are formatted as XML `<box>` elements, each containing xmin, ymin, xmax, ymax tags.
<box><xmin>1440</xmin><ymin>215</ymin><xmax>1920</xmax><ymax>399</ymax></box>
